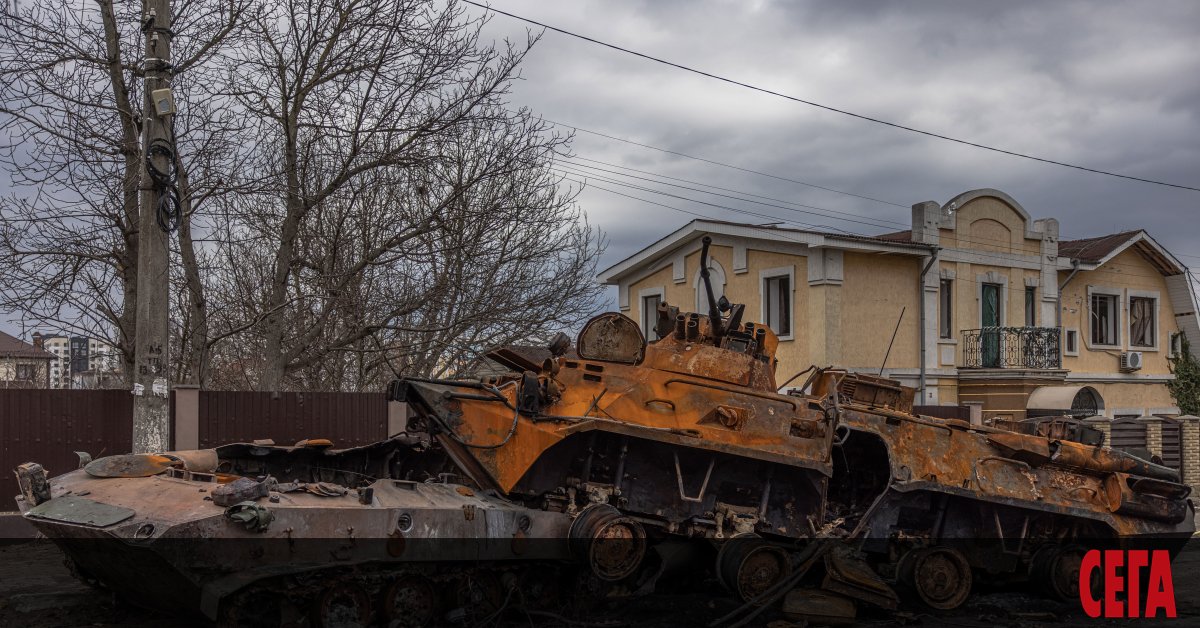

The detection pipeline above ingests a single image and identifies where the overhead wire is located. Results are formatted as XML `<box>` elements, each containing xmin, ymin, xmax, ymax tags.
<box><xmin>468</xmin><ymin>1</ymin><xmax>1200</xmax><ymax>193</ymax></box>
<box><xmin>556</xmin><ymin>169</ymin><xmax>1189</xmax><ymax>284</ymax></box>
<box><xmin>564</xmin><ymin>155</ymin><xmax>1200</xmax><ymax>269</ymax></box>
<box><xmin>543</xmin><ymin>117</ymin><xmax>906</xmax><ymax>208</ymax></box>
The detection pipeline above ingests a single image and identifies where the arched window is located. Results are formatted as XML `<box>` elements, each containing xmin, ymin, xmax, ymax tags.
<box><xmin>693</xmin><ymin>258</ymin><xmax>726</xmax><ymax>313</ymax></box>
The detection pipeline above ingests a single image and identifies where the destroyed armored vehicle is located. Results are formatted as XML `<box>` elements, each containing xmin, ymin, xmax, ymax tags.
<box><xmin>14</xmin><ymin>235</ymin><xmax>1195</xmax><ymax>626</ymax></box>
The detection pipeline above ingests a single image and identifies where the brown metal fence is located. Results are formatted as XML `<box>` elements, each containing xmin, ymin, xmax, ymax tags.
<box><xmin>197</xmin><ymin>391</ymin><xmax>388</xmax><ymax>449</ymax></box>
<box><xmin>2</xmin><ymin>389</ymin><xmax>389</xmax><ymax>503</ymax></box>
<box><xmin>0</xmin><ymin>389</ymin><xmax>133</xmax><ymax>500</ymax></box>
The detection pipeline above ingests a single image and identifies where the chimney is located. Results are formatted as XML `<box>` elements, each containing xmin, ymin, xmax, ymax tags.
<box><xmin>32</xmin><ymin>332</ymin><xmax>43</xmax><ymax>350</ymax></box>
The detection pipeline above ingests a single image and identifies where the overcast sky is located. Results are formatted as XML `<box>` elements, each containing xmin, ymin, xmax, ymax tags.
<box><xmin>472</xmin><ymin>0</ymin><xmax>1200</xmax><ymax>305</ymax></box>
<box><xmin>4</xmin><ymin>1</ymin><xmax>1198</xmax><ymax>338</ymax></box>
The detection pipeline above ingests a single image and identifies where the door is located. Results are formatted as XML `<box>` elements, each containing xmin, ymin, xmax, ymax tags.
<box><xmin>981</xmin><ymin>283</ymin><xmax>1001</xmax><ymax>367</ymax></box>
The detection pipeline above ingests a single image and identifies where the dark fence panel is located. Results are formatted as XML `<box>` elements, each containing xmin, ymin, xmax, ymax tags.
<box><xmin>0</xmin><ymin>389</ymin><xmax>132</xmax><ymax>501</ymax></box>
<box><xmin>197</xmin><ymin>391</ymin><xmax>388</xmax><ymax>449</ymax></box>
<box><xmin>914</xmin><ymin>405</ymin><xmax>971</xmax><ymax>421</ymax></box>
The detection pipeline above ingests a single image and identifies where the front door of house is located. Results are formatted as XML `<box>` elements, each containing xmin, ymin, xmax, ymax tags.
<box><xmin>982</xmin><ymin>283</ymin><xmax>1001</xmax><ymax>367</ymax></box>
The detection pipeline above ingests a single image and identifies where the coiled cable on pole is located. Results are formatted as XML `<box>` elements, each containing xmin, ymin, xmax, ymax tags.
<box><xmin>146</xmin><ymin>137</ymin><xmax>180</xmax><ymax>233</ymax></box>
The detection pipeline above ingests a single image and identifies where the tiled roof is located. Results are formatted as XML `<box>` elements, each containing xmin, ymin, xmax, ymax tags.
<box><xmin>1058</xmin><ymin>230</ymin><xmax>1142</xmax><ymax>264</ymax></box>
<box><xmin>0</xmin><ymin>331</ymin><xmax>55</xmax><ymax>359</ymax></box>
<box><xmin>876</xmin><ymin>230</ymin><xmax>914</xmax><ymax>242</ymax></box>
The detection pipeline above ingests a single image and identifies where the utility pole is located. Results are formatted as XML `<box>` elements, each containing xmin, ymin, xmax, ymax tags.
<box><xmin>132</xmin><ymin>0</ymin><xmax>175</xmax><ymax>453</ymax></box>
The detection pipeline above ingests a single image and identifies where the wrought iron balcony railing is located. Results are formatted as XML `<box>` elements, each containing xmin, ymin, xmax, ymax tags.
<box><xmin>961</xmin><ymin>327</ymin><xmax>1062</xmax><ymax>369</ymax></box>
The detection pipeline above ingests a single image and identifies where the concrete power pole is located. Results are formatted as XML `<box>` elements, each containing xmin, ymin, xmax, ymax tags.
<box><xmin>132</xmin><ymin>0</ymin><xmax>174</xmax><ymax>453</ymax></box>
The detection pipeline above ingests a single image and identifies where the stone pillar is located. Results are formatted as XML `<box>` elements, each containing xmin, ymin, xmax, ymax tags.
<box><xmin>1083</xmin><ymin>415</ymin><xmax>1112</xmax><ymax>448</ymax></box>
<box><xmin>1178</xmin><ymin>415</ymin><xmax>1200</xmax><ymax>492</ymax></box>
<box><xmin>1141</xmin><ymin>416</ymin><xmax>1163</xmax><ymax>458</ymax></box>
<box><xmin>388</xmin><ymin>401</ymin><xmax>409</xmax><ymax>437</ymax></box>
<box><xmin>964</xmin><ymin>402</ymin><xmax>984</xmax><ymax>426</ymax></box>
<box><xmin>173</xmin><ymin>384</ymin><xmax>200</xmax><ymax>451</ymax></box>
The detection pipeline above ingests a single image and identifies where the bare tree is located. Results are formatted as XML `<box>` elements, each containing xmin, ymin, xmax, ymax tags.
<box><xmin>207</xmin><ymin>0</ymin><xmax>602</xmax><ymax>390</ymax></box>
<box><xmin>0</xmin><ymin>0</ymin><xmax>248</xmax><ymax>380</ymax></box>
<box><xmin>1</xmin><ymin>0</ymin><xmax>604</xmax><ymax>391</ymax></box>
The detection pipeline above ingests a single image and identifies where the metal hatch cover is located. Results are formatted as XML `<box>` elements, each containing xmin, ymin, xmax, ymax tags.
<box><xmin>25</xmin><ymin>494</ymin><xmax>135</xmax><ymax>528</ymax></box>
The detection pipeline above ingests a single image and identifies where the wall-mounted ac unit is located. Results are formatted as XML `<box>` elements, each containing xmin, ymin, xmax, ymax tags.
<box><xmin>1119</xmin><ymin>351</ymin><xmax>1144</xmax><ymax>372</ymax></box>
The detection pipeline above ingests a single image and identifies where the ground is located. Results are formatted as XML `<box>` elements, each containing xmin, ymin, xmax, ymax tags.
<box><xmin>2</xmin><ymin>542</ymin><xmax>1199</xmax><ymax>627</ymax></box>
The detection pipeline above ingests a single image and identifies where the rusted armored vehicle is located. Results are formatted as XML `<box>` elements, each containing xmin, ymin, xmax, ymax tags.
<box><xmin>14</xmin><ymin>236</ymin><xmax>1195</xmax><ymax>625</ymax></box>
<box><xmin>393</xmin><ymin>235</ymin><xmax>1195</xmax><ymax>614</ymax></box>
<box><xmin>16</xmin><ymin>439</ymin><xmax>582</xmax><ymax>626</ymax></box>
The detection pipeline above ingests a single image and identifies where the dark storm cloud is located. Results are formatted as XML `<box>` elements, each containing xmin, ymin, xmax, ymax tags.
<box><xmin>1</xmin><ymin>1</ymin><xmax>1195</xmax><ymax>337</ymax></box>
<box><xmin>476</xmin><ymin>0</ymin><xmax>1200</xmax><ymax>296</ymax></box>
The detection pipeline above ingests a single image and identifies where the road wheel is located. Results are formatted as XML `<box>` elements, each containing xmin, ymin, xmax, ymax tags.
<box><xmin>899</xmin><ymin>547</ymin><xmax>972</xmax><ymax>611</ymax></box>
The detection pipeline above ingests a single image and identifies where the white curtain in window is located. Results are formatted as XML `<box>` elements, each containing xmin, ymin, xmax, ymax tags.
<box><xmin>1131</xmin><ymin>298</ymin><xmax>1154</xmax><ymax>346</ymax></box>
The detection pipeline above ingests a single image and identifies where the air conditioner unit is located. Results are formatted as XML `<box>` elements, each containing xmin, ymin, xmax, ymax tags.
<box><xmin>1119</xmin><ymin>351</ymin><xmax>1144</xmax><ymax>372</ymax></box>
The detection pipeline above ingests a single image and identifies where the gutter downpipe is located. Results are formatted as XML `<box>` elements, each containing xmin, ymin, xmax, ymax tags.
<box><xmin>918</xmin><ymin>248</ymin><xmax>941</xmax><ymax>402</ymax></box>
<box><xmin>1057</xmin><ymin>259</ymin><xmax>1082</xmax><ymax>328</ymax></box>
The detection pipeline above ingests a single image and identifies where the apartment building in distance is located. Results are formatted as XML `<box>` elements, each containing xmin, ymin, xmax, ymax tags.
<box><xmin>34</xmin><ymin>332</ymin><xmax>122</xmax><ymax>389</ymax></box>
<box><xmin>600</xmin><ymin>188</ymin><xmax>1200</xmax><ymax>482</ymax></box>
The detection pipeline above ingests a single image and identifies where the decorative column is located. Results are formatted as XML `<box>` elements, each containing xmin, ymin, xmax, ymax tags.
<box><xmin>1141</xmin><ymin>416</ymin><xmax>1163</xmax><ymax>458</ymax></box>
<box><xmin>173</xmin><ymin>384</ymin><xmax>200</xmax><ymax>451</ymax></box>
<box><xmin>1083</xmin><ymin>415</ymin><xmax>1112</xmax><ymax>448</ymax></box>
<box><xmin>1178</xmin><ymin>415</ymin><xmax>1200</xmax><ymax>492</ymax></box>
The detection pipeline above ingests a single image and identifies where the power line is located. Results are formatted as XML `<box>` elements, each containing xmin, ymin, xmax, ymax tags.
<box><xmin>561</xmin><ymin>156</ymin><xmax>1168</xmax><ymax>260</ymax></box>
<box><xmin>565</xmin><ymin>155</ymin><xmax>912</xmax><ymax>228</ymax></box>
<box><xmin>555</xmin><ymin>161</ymin><xmax>886</xmax><ymax>231</ymax></box>
<box><xmin>554</xmin><ymin>122</ymin><xmax>1200</xmax><ymax>261</ymax></box>
<box><xmin>545</xmin><ymin>117</ymin><xmax>906</xmax><ymax>208</ymax></box>
<box><xmin>559</xmin><ymin>168</ymin><xmax>1186</xmax><ymax>283</ymax></box>
<box><xmin>469</xmin><ymin>1</ymin><xmax>1200</xmax><ymax>193</ymax></box>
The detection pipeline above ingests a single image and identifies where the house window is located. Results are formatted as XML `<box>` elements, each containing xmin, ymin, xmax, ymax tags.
<box><xmin>1170</xmin><ymin>332</ymin><xmax>1183</xmax><ymax>358</ymax></box>
<box><xmin>1129</xmin><ymin>296</ymin><xmax>1156</xmax><ymax>348</ymax></box>
<box><xmin>939</xmin><ymin>279</ymin><xmax>953</xmax><ymax>339</ymax></box>
<box><xmin>1025</xmin><ymin>287</ymin><xmax>1036</xmax><ymax>326</ymax></box>
<box><xmin>642</xmin><ymin>293</ymin><xmax>662</xmax><ymax>341</ymax></box>
<box><xmin>15</xmin><ymin>364</ymin><xmax>34</xmax><ymax>380</ymax></box>
<box><xmin>763</xmin><ymin>274</ymin><xmax>791</xmax><ymax>337</ymax></box>
<box><xmin>1064</xmin><ymin>329</ymin><xmax>1079</xmax><ymax>356</ymax></box>
<box><xmin>1090</xmin><ymin>293</ymin><xmax>1119</xmax><ymax>346</ymax></box>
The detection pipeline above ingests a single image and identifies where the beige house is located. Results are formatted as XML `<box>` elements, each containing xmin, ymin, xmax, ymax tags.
<box><xmin>600</xmin><ymin>188</ymin><xmax>1199</xmax><ymax>442</ymax></box>
<box><xmin>0</xmin><ymin>330</ymin><xmax>53</xmax><ymax>388</ymax></box>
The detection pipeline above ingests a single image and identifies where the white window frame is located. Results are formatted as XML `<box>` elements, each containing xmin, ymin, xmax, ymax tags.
<box><xmin>693</xmin><ymin>258</ymin><xmax>726</xmax><ymax>313</ymax></box>
<box><xmin>1169</xmin><ymin>331</ymin><xmax>1183</xmax><ymax>358</ymax></box>
<box><xmin>1063</xmin><ymin>328</ymin><xmax>1080</xmax><ymax>356</ymax></box>
<box><xmin>638</xmin><ymin>286</ymin><xmax>666</xmax><ymax>341</ymax></box>
<box><xmin>1127</xmin><ymin>289</ymin><xmax>1160</xmax><ymax>351</ymax></box>
<box><xmin>975</xmin><ymin>272</ymin><xmax>1008</xmax><ymax>328</ymax></box>
<box><xmin>1086</xmin><ymin>286</ymin><xmax>1123</xmax><ymax>349</ymax></box>
<box><xmin>759</xmin><ymin>265</ymin><xmax>795</xmax><ymax>341</ymax></box>
<box><xmin>939</xmin><ymin>278</ymin><xmax>954</xmax><ymax>339</ymax></box>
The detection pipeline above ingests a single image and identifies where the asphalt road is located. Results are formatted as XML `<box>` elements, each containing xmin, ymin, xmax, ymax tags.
<box><xmin>2</xmin><ymin>541</ymin><xmax>1199</xmax><ymax>627</ymax></box>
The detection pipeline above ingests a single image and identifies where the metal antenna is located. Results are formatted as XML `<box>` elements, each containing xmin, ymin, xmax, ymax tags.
<box><xmin>879</xmin><ymin>307</ymin><xmax>906</xmax><ymax>375</ymax></box>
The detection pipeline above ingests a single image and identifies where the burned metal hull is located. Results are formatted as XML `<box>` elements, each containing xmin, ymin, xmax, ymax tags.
<box><xmin>12</xmin><ymin>239</ymin><xmax>1196</xmax><ymax>624</ymax></box>
<box><xmin>18</xmin><ymin>448</ymin><xmax>577</xmax><ymax>624</ymax></box>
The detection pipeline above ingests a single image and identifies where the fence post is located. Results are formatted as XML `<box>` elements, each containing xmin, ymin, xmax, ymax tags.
<box><xmin>174</xmin><ymin>385</ymin><xmax>200</xmax><ymax>451</ymax></box>
<box><xmin>1083</xmin><ymin>415</ymin><xmax>1112</xmax><ymax>448</ymax></box>
<box><xmin>388</xmin><ymin>400</ymin><xmax>408</xmax><ymax>437</ymax></box>
<box><xmin>1178</xmin><ymin>415</ymin><xmax>1200</xmax><ymax>493</ymax></box>
<box><xmin>1140</xmin><ymin>416</ymin><xmax>1163</xmax><ymax>458</ymax></box>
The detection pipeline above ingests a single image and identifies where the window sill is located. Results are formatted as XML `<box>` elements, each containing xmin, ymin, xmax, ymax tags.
<box><xmin>937</xmin><ymin>338</ymin><xmax>958</xmax><ymax>345</ymax></box>
<box><xmin>1088</xmin><ymin>343</ymin><xmax>1122</xmax><ymax>351</ymax></box>
<box><xmin>1130</xmin><ymin>345</ymin><xmax>1159</xmax><ymax>353</ymax></box>
<box><xmin>776</xmin><ymin>335</ymin><xmax>795</xmax><ymax>342</ymax></box>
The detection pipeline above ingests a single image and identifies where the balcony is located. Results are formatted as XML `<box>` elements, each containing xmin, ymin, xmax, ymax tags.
<box><xmin>961</xmin><ymin>327</ymin><xmax>1062</xmax><ymax>369</ymax></box>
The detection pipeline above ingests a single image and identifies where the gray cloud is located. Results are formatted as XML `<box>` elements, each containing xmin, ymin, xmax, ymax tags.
<box><xmin>3</xmin><ymin>0</ymin><xmax>1197</xmax><ymax>335</ymax></box>
<box><xmin>472</xmin><ymin>0</ymin><xmax>1200</xmax><ymax>310</ymax></box>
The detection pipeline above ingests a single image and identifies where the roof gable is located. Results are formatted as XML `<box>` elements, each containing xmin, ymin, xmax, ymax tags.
<box><xmin>0</xmin><ymin>331</ymin><xmax>54</xmax><ymax>359</ymax></box>
<box><xmin>1059</xmin><ymin>230</ymin><xmax>1184</xmax><ymax>275</ymax></box>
